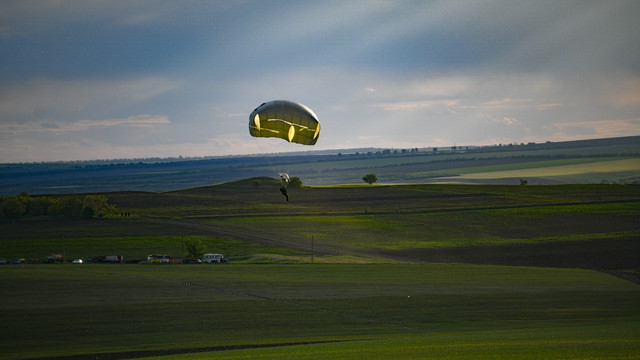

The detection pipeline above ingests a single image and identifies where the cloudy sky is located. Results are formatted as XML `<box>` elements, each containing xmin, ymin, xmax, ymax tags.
<box><xmin>1</xmin><ymin>1</ymin><xmax>639</xmax><ymax>162</ymax></box>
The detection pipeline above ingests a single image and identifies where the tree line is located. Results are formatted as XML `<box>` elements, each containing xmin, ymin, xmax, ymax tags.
<box><xmin>0</xmin><ymin>193</ymin><xmax>119</xmax><ymax>219</ymax></box>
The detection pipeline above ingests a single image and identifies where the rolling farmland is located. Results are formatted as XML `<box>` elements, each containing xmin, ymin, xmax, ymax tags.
<box><xmin>1</xmin><ymin>136</ymin><xmax>639</xmax><ymax>359</ymax></box>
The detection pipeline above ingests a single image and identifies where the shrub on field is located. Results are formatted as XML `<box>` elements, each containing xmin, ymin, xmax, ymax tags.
<box><xmin>0</xmin><ymin>193</ymin><xmax>119</xmax><ymax>219</ymax></box>
<box><xmin>289</xmin><ymin>177</ymin><xmax>303</xmax><ymax>188</ymax></box>
<box><xmin>0</xmin><ymin>196</ymin><xmax>26</xmax><ymax>218</ymax></box>
<box><xmin>363</xmin><ymin>173</ymin><xmax>378</xmax><ymax>185</ymax></box>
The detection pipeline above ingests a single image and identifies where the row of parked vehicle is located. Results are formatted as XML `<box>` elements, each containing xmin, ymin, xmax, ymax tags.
<box><xmin>146</xmin><ymin>253</ymin><xmax>227</xmax><ymax>264</ymax></box>
<box><xmin>0</xmin><ymin>258</ymin><xmax>38</xmax><ymax>264</ymax></box>
<box><xmin>0</xmin><ymin>254</ymin><xmax>79</xmax><ymax>264</ymax></box>
<box><xmin>0</xmin><ymin>253</ymin><xmax>228</xmax><ymax>265</ymax></box>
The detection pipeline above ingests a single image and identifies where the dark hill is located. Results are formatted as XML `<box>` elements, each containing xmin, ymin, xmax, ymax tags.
<box><xmin>214</xmin><ymin>177</ymin><xmax>282</xmax><ymax>189</ymax></box>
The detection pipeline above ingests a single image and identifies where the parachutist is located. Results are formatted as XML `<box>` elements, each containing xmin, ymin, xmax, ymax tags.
<box><xmin>280</xmin><ymin>186</ymin><xmax>289</xmax><ymax>202</ymax></box>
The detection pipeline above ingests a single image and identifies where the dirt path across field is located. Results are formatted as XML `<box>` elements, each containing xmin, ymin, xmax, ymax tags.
<box><xmin>145</xmin><ymin>217</ymin><xmax>417</xmax><ymax>263</ymax></box>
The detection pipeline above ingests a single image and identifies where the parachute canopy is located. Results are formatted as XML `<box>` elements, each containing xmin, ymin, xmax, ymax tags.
<box><xmin>249</xmin><ymin>100</ymin><xmax>320</xmax><ymax>145</ymax></box>
<box><xmin>278</xmin><ymin>173</ymin><xmax>290</xmax><ymax>184</ymax></box>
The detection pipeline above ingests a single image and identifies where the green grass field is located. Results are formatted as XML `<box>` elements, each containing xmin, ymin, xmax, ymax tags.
<box><xmin>1</xmin><ymin>182</ymin><xmax>639</xmax><ymax>359</ymax></box>
<box><xmin>1</xmin><ymin>264</ymin><xmax>639</xmax><ymax>359</ymax></box>
<box><xmin>445</xmin><ymin>158</ymin><xmax>640</xmax><ymax>182</ymax></box>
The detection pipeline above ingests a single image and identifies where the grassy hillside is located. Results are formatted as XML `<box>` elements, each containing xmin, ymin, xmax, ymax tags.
<box><xmin>2</xmin><ymin>182</ymin><xmax>639</xmax><ymax>269</ymax></box>
<box><xmin>120</xmin><ymin>182</ymin><xmax>640</xmax><ymax>270</ymax></box>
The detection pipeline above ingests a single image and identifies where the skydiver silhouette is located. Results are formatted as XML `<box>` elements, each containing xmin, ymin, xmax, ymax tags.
<box><xmin>280</xmin><ymin>186</ymin><xmax>289</xmax><ymax>202</ymax></box>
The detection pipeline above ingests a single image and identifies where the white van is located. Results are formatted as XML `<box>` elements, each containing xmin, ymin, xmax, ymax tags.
<box><xmin>203</xmin><ymin>253</ymin><xmax>227</xmax><ymax>263</ymax></box>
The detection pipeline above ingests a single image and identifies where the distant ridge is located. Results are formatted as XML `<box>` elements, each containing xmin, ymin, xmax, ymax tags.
<box><xmin>1</xmin><ymin>135</ymin><xmax>638</xmax><ymax>196</ymax></box>
<box><xmin>2</xmin><ymin>135</ymin><xmax>639</xmax><ymax>165</ymax></box>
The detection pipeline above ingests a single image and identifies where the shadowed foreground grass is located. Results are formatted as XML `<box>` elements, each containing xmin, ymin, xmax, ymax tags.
<box><xmin>145</xmin><ymin>325</ymin><xmax>640</xmax><ymax>360</ymax></box>
<box><xmin>1</xmin><ymin>264</ymin><xmax>638</xmax><ymax>359</ymax></box>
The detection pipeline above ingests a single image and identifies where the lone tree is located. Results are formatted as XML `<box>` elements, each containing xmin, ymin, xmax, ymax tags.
<box><xmin>289</xmin><ymin>176</ymin><xmax>303</xmax><ymax>188</ymax></box>
<box><xmin>184</xmin><ymin>238</ymin><xmax>206</xmax><ymax>262</ymax></box>
<box><xmin>363</xmin><ymin>173</ymin><xmax>378</xmax><ymax>185</ymax></box>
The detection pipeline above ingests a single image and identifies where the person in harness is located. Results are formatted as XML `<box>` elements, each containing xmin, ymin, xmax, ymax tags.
<box><xmin>279</xmin><ymin>173</ymin><xmax>290</xmax><ymax>202</ymax></box>
<box><xmin>280</xmin><ymin>186</ymin><xmax>289</xmax><ymax>202</ymax></box>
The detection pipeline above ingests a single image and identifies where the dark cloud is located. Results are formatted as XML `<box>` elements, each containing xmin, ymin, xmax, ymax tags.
<box><xmin>0</xmin><ymin>1</ymin><xmax>639</xmax><ymax>161</ymax></box>
<box><xmin>40</xmin><ymin>122</ymin><xmax>59</xmax><ymax>129</ymax></box>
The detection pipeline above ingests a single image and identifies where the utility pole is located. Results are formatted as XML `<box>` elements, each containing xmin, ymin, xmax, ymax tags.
<box><xmin>311</xmin><ymin>235</ymin><xmax>314</xmax><ymax>264</ymax></box>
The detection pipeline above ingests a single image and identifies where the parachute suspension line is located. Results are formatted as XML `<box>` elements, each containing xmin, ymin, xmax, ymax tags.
<box><xmin>252</xmin><ymin>138</ymin><xmax>290</xmax><ymax>202</ymax></box>
<box><xmin>252</xmin><ymin>137</ymin><xmax>288</xmax><ymax>185</ymax></box>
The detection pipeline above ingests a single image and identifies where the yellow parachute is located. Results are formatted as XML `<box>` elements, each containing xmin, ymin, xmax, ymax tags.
<box><xmin>249</xmin><ymin>100</ymin><xmax>320</xmax><ymax>145</ymax></box>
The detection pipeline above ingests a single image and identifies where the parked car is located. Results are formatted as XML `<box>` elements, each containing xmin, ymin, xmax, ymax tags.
<box><xmin>147</xmin><ymin>254</ymin><xmax>170</xmax><ymax>264</ymax></box>
<box><xmin>88</xmin><ymin>255</ymin><xmax>123</xmax><ymax>263</ymax></box>
<box><xmin>182</xmin><ymin>258</ymin><xmax>202</xmax><ymax>264</ymax></box>
<box><xmin>203</xmin><ymin>253</ymin><xmax>227</xmax><ymax>264</ymax></box>
<box><xmin>72</xmin><ymin>259</ymin><xmax>83</xmax><ymax>264</ymax></box>
<box><xmin>46</xmin><ymin>254</ymin><xmax>65</xmax><ymax>263</ymax></box>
